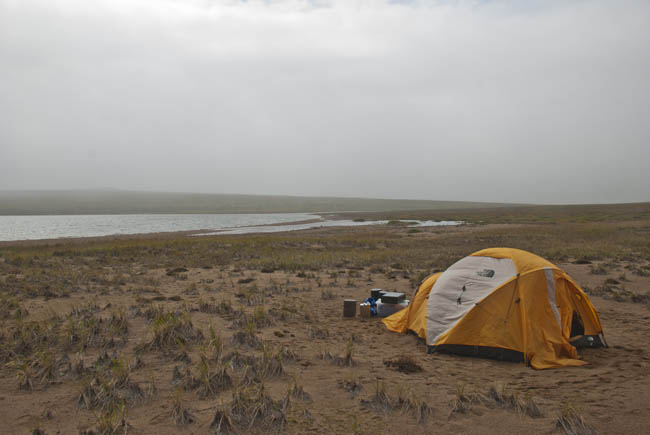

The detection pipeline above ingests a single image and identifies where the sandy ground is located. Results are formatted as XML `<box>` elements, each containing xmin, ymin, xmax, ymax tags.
<box><xmin>1</xmin><ymin>226</ymin><xmax>649</xmax><ymax>434</ymax></box>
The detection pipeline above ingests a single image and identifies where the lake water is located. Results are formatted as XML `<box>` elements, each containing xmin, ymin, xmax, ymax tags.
<box><xmin>0</xmin><ymin>214</ymin><xmax>462</xmax><ymax>241</ymax></box>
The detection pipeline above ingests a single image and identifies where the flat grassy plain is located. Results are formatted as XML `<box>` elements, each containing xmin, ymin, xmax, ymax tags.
<box><xmin>0</xmin><ymin>190</ymin><xmax>509</xmax><ymax>215</ymax></box>
<box><xmin>1</xmin><ymin>203</ymin><xmax>649</xmax><ymax>434</ymax></box>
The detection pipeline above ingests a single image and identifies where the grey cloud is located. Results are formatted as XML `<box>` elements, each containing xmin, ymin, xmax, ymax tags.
<box><xmin>1</xmin><ymin>0</ymin><xmax>649</xmax><ymax>204</ymax></box>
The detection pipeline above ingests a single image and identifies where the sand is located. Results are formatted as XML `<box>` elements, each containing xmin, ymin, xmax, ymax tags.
<box><xmin>1</xmin><ymin>226</ymin><xmax>649</xmax><ymax>434</ymax></box>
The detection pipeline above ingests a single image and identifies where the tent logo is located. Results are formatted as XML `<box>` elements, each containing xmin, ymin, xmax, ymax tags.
<box><xmin>476</xmin><ymin>269</ymin><xmax>495</xmax><ymax>278</ymax></box>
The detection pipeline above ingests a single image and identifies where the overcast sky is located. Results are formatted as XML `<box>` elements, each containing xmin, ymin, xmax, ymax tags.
<box><xmin>1</xmin><ymin>0</ymin><xmax>648</xmax><ymax>204</ymax></box>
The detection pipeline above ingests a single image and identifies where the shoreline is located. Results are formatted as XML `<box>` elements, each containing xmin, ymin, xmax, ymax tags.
<box><xmin>0</xmin><ymin>214</ymin><xmax>327</xmax><ymax>246</ymax></box>
<box><xmin>0</xmin><ymin>215</ymin><xmax>372</xmax><ymax>247</ymax></box>
<box><xmin>0</xmin><ymin>214</ymin><xmax>462</xmax><ymax>247</ymax></box>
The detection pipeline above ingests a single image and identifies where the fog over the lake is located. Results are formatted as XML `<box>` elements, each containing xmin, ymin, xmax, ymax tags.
<box><xmin>1</xmin><ymin>0</ymin><xmax>649</xmax><ymax>204</ymax></box>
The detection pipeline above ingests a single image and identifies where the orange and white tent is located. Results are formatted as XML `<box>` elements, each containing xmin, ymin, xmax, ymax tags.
<box><xmin>383</xmin><ymin>248</ymin><xmax>605</xmax><ymax>369</ymax></box>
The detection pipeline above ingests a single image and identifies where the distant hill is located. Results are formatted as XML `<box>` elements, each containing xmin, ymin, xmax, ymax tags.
<box><xmin>0</xmin><ymin>190</ymin><xmax>513</xmax><ymax>215</ymax></box>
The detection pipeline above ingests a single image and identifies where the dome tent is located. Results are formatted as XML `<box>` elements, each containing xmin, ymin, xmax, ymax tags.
<box><xmin>383</xmin><ymin>248</ymin><xmax>605</xmax><ymax>369</ymax></box>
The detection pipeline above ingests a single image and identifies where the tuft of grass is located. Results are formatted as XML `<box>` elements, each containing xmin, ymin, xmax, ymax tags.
<box><xmin>447</xmin><ymin>383</ymin><xmax>543</xmax><ymax>419</ymax></box>
<box><xmin>195</xmin><ymin>354</ymin><xmax>233</xmax><ymax>398</ymax></box>
<box><xmin>396</xmin><ymin>387</ymin><xmax>434</xmax><ymax>424</ymax></box>
<box><xmin>236</xmin><ymin>345</ymin><xmax>288</xmax><ymax>385</ymax></box>
<box><xmin>449</xmin><ymin>383</ymin><xmax>477</xmax><ymax>416</ymax></box>
<box><xmin>137</xmin><ymin>307</ymin><xmax>203</xmax><ymax>355</ymax></box>
<box><xmin>78</xmin><ymin>357</ymin><xmax>147</xmax><ymax>414</ymax></box>
<box><xmin>171</xmin><ymin>390</ymin><xmax>195</xmax><ymax>426</ymax></box>
<box><xmin>231</xmin><ymin>329</ymin><xmax>261</xmax><ymax>349</ymax></box>
<box><xmin>222</xmin><ymin>384</ymin><xmax>290</xmax><ymax>432</ymax></box>
<box><xmin>230</xmin><ymin>306</ymin><xmax>272</xmax><ymax>331</ymax></box>
<box><xmin>486</xmin><ymin>384</ymin><xmax>543</xmax><ymax>418</ymax></box>
<box><xmin>337</xmin><ymin>371</ymin><xmax>362</xmax><ymax>396</ymax></box>
<box><xmin>359</xmin><ymin>381</ymin><xmax>432</xmax><ymax>424</ymax></box>
<box><xmin>210</xmin><ymin>408</ymin><xmax>234</xmax><ymax>434</ymax></box>
<box><xmin>336</xmin><ymin>338</ymin><xmax>355</xmax><ymax>367</ymax></box>
<box><xmin>361</xmin><ymin>380</ymin><xmax>392</xmax><ymax>413</ymax></box>
<box><xmin>94</xmin><ymin>401</ymin><xmax>130</xmax><ymax>435</ymax></box>
<box><xmin>317</xmin><ymin>340</ymin><xmax>354</xmax><ymax>366</ymax></box>
<box><xmin>288</xmin><ymin>377</ymin><xmax>312</xmax><ymax>402</ymax></box>
<box><xmin>556</xmin><ymin>401</ymin><xmax>595</xmax><ymax>435</ymax></box>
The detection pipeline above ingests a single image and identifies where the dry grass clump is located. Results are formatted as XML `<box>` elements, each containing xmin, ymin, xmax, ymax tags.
<box><xmin>230</xmin><ymin>306</ymin><xmax>273</xmax><ymax>330</ymax></box>
<box><xmin>77</xmin><ymin>354</ymin><xmax>156</xmax><ymax>432</ymax></box>
<box><xmin>320</xmin><ymin>289</ymin><xmax>335</xmax><ymax>300</ymax></box>
<box><xmin>171</xmin><ymin>390</ymin><xmax>195</xmax><ymax>426</ymax></box>
<box><xmin>395</xmin><ymin>388</ymin><xmax>434</xmax><ymax>424</ymax></box>
<box><xmin>337</xmin><ymin>339</ymin><xmax>355</xmax><ymax>367</ymax></box>
<box><xmin>268</xmin><ymin>304</ymin><xmax>298</xmax><ymax>322</ymax></box>
<box><xmin>448</xmin><ymin>383</ymin><xmax>543</xmax><ymax>419</ymax></box>
<box><xmin>230</xmin><ymin>307</ymin><xmax>274</xmax><ymax>349</ymax></box>
<box><xmin>236</xmin><ymin>346</ymin><xmax>288</xmax><ymax>386</ymax></box>
<box><xmin>360</xmin><ymin>381</ymin><xmax>434</xmax><ymax>423</ymax></box>
<box><xmin>137</xmin><ymin>307</ymin><xmax>203</xmax><ymax>354</ymax></box>
<box><xmin>63</xmin><ymin>306</ymin><xmax>129</xmax><ymax>350</ymax></box>
<box><xmin>235</xmin><ymin>286</ymin><xmax>266</xmax><ymax>306</ymax></box>
<box><xmin>253</xmin><ymin>346</ymin><xmax>286</xmax><ymax>380</ymax></box>
<box><xmin>308</xmin><ymin>326</ymin><xmax>329</xmax><ymax>339</ymax></box>
<box><xmin>317</xmin><ymin>340</ymin><xmax>355</xmax><ymax>367</ymax></box>
<box><xmin>485</xmin><ymin>384</ymin><xmax>542</xmax><ymax>418</ymax></box>
<box><xmin>82</xmin><ymin>408</ymin><xmax>130</xmax><ymax>435</ymax></box>
<box><xmin>361</xmin><ymin>381</ymin><xmax>392</xmax><ymax>413</ymax></box>
<box><xmin>78</xmin><ymin>357</ymin><xmax>148</xmax><ymax>414</ymax></box>
<box><xmin>231</xmin><ymin>328</ymin><xmax>262</xmax><ymax>349</ymax></box>
<box><xmin>217</xmin><ymin>384</ymin><xmax>290</xmax><ymax>432</ymax></box>
<box><xmin>338</xmin><ymin>371</ymin><xmax>362</xmax><ymax>396</ymax></box>
<box><xmin>210</xmin><ymin>408</ymin><xmax>234</xmax><ymax>434</ymax></box>
<box><xmin>318</xmin><ymin>348</ymin><xmax>334</xmax><ymax>362</ymax></box>
<box><xmin>173</xmin><ymin>355</ymin><xmax>233</xmax><ymax>399</ymax></box>
<box><xmin>288</xmin><ymin>378</ymin><xmax>312</xmax><ymax>403</ymax></box>
<box><xmin>223</xmin><ymin>349</ymin><xmax>257</xmax><ymax>371</ymax></box>
<box><xmin>449</xmin><ymin>384</ymin><xmax>480</xmax><ymax>416</ymax></box>
<box><xmin>196</xmin><ymin>361</ymin><xmax>232</xmax><ymax>398</ymax></box>
<box><xmin>198</xmin><ymin>299</ymin><xmax>234</xmax><ymax>317</ymax></box>
<box><xmin>275</xmin><ymin>345</ymin><xmax>298</xmax><ymax>363</ymax></box>
<box><xmin>222</xmin><ymin>344</ymin><xmax>294</xmax><ymax>389</ymax></box>
<box><xmin>556</xmin><ymin>401</ymin><xmax>595</xmax><ymax>435</ymax></box>
<box><xmin>383</xmin><ymin>355</ymin><xmax>423</xmax><ymax>374</ymax></box>
<box><xmin>66</xmin><ymin>353</ymin><xmax>89</xmax><ymax>379</ymax></box>
<box><xmin>93</xmin><ymin>403</ymin><xmax>130</xmax><ymax>435</ymax></box>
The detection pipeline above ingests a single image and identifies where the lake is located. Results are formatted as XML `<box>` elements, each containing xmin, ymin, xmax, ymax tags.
<box><xmin>0</xmin><ymin>214</ymin><xmax>462</xmax><ymax>241</ymax></box>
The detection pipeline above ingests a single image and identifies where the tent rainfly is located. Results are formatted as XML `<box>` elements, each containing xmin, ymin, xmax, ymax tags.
<box><xmin>383</xmin><ymin>248</ymin><xmax>605</xmax><ymax>369</ymax></box>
